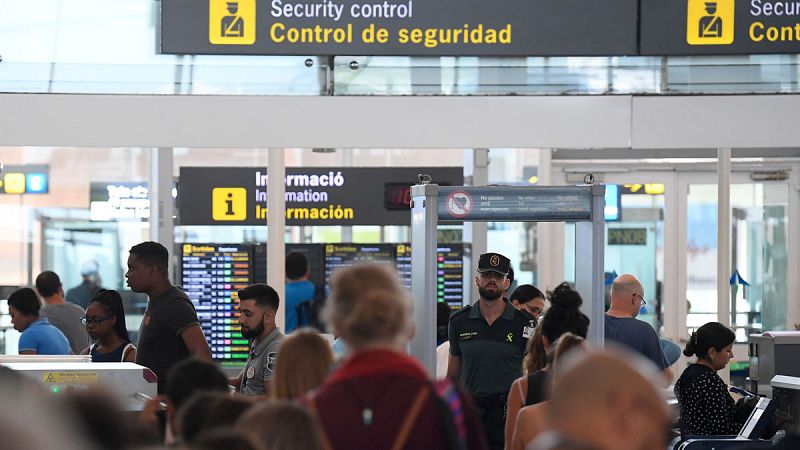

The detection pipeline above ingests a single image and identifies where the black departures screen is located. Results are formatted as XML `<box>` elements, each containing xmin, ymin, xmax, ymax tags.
<box><xmin>253</xmin><ymin>244</ymin><xmax>325</xmax><ymax>288</ymax></box>
<box><xmin>180</xmin><ymin>241</ymin><xmax>468</xmax><ymax>364</ymax></box>
<box><xmin>180</xmin><ymin>244</ymin><xmax>252</xmax><ymax>365</ymax></box>
<box><xmin>323</xmin><ymin>244</ymin><xmax>396</xmax><ymax>287</ymax></box>
<box><xmin>396</xmin><ymin>243</ymin><xmax>465</xmax><ymax>309</ymax></box>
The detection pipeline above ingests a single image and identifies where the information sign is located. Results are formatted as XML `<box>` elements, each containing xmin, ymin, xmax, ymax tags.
<box><xmin>179</xmin><ymin>167</ymin><xmax>461</xmax><ymax>226</ymax></box>
<box><xmin>0</xmin><ymin>165</ymin><xmax>49</xmax><ymax>195</ymax></box>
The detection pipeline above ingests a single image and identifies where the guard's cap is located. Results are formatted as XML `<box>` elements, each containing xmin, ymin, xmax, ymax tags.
<box><xmin>477</xmin><ymin>253</ymin><xmax>510</xmax><ymax>276</ymax></box>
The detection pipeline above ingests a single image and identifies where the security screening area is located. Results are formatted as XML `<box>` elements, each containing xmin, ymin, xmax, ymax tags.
<box><xmin>4</xmin><ymin>0</ymin><xmax>800</xmax><ymax>449</ymax></box>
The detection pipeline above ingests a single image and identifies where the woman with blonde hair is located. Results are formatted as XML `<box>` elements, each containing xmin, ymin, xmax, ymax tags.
<box><xmin>309</xmin><ymin>263</ymin><xmax>487</xmax><ymax>450</ymax></box>
<box><xmin>272</xmin><ymin>328</ymin><xmax>334</xmax><ymax>401</ymax></box>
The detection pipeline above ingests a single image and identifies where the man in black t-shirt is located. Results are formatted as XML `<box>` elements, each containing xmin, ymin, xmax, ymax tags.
<box><xmin>447</xmin><ymin>252</ymin><xmax>533</xmax><ymax>450</ymax></box>
<box><xmin>127</xmin><ymin>241</ymin><xmax>211</xmax><ymax>393</ymax></box>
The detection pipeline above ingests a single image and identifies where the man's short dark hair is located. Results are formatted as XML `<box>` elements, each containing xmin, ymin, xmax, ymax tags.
<box><xmin>165</xmin><ymin>358</ymin><xmax>229</xmax><ymax>411</ymax></box>
<box><xmin>238</xmin><ymin>283</ymin><xmax>280</xmax><ymax>311</ymax></box>
<box><xmin>35</xmin><ymin>271</ymin><xmax>62</xmax><ymax>298</ymax></box>
<box><xmin>285</xmin><ymin>252</ymin><xmax>308</xmax><ymax>280</ymax></box>
<box><xmin>8</xmin><ymin>287</ymin><xmax>41</xmax><ymax>316</ymax></box>
<box><xmin>129</xmin><ymin>241</ymin><xmax>169</xmax><ymax>273</ymax></box>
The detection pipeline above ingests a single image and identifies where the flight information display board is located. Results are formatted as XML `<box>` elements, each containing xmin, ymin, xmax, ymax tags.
<box><xmin>396</xmin><ymin>243</ymin><xmax>465</xmax><ymax>309</ymax></box>
<box><xmin>324</xmin><ymin>244</ymin><xmax>396</xmax><ymax>287</ymax></box>
<box><xmin>253</xmin><ymin>244</ymin><xmax>325</xmax><ymax>288</ymax></box>
<box><xmin>180</xmin><ymin>244</ymin><xmax>252</xmax><ymax>365</ymax></box>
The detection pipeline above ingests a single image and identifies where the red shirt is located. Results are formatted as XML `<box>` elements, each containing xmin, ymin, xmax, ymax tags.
<box><xmin>311</xmin><ymin>349</ymin><xmax>486</xmax><ymax>450</ymax></box>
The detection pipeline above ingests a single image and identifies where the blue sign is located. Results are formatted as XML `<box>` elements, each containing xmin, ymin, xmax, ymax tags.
<box><xmin>605</xmin><ymin>184</ymin><xmax>621</xmax><ymax>222</ymax></box>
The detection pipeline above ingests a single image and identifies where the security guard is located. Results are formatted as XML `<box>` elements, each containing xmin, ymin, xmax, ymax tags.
<box><xmin>447</xmin><ymin>252</ymin><xmax>534</xmax><ymax>450</ymax></box>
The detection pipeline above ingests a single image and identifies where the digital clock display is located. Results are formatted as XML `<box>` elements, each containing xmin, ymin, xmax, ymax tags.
<box><xmin>384</xmin><ymin>183</ymin><xmax>412</xmax><ymax>210</ymax></box>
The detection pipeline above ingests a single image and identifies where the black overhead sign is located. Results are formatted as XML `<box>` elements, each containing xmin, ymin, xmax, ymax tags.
<box><xmin>436</xmin><ymin>186</ymin><xmax>594</xmax><ymax>222</ymax></box>
<box><xmin>641</xmin><ymin>0</ymin><xmax>800</xmax><ymax>55</ymax></box>
<box><xmin>179</xmin><ymin>167</ymin><xmax>462</xmax><ymax>226</ymax></box>
<box><xmin>160</xmin><ymin>0</ymin><xmax>639</xmax><ymax>56</ymax></box>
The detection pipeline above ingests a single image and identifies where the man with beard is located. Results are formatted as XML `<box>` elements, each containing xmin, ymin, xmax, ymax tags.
<box><xmin>231</xmin><ymin>283</ymin><xmax>284</xmax><ymax>396</ymax></box>
<box><xmin>448</xmin><ymin>252</ymin><xmax>533</xmax><ymax>450</ymax></box>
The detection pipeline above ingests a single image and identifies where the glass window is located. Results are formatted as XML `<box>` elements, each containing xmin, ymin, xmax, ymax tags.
<box><xmin>686</xmin><ymin>183</ymin><xmax>789</xmax><ymax>341</ymax></box>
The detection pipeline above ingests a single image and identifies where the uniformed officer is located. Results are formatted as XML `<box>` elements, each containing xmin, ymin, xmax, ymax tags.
<box><xmin>447</xmin><ymin>252</ymin><xmax>535</xmax><ymax>450</ymax></box>
<box><xmin>230</xmin><ymin>283</ymin><xmax>285</xmax><ymax>397</ymax></box>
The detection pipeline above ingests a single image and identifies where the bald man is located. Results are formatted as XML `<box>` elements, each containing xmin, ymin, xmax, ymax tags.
<box><xmin>527</xmin><ymin>351</ymin><xmax>670</xmax><ymax>450</ymax></box>
<box><xmin>605</xmin><ymin>274</ymin><xmax>672</xmax><ymax>383</ymax></box>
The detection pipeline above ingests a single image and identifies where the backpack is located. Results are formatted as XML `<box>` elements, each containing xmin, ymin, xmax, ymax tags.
<box><xmin>296</xmin><ymin>284</ymin><xmax>327</xmax><ymax>332</ymax></box>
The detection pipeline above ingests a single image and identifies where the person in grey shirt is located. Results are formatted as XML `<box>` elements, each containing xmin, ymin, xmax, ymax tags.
<box><xmin>35</xmin><ymin>271</ymin><xmax>88</xmax><ymax>354</ymax></box>
<box><xmin>230</xmin><ymin>283</ymin><xmax>284</xmax><ymax>397</ymax></box>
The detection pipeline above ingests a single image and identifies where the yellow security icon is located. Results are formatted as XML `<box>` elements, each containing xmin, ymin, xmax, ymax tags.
<box><xmin>212</xmin><ymin>188</ymin><xmax>247</xmax><ymax>221</ymax></box>
<box><xmin>209</xmin><ymin>0</ymin><xmax>256</xmax><ymax>45</ymax></box>
<box><xmin>687</xmin><ymin>0</ymin><xmax>734</xmax><ymax>45</ymax></box>
<box><xmin>4</xmin><ymin>173</ymin><xmax>26</xmax><ymax>194</ymax></box>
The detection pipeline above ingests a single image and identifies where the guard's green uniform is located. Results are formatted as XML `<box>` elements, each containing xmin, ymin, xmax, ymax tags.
<box><xmin>449</xmin><ymin>299</ymin><xmax>534</xmax><ymax>449</ymax></box>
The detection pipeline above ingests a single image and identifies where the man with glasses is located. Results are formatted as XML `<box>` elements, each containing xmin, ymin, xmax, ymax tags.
<box><xmin>605</xmin><ymin>273</ymin><xmax>672</xmax><ymax>384</ymax></box>
<box><xmin>447</xmin><ymin>252</ymin><xmax>534</xmax><ymax>450</ymax></box>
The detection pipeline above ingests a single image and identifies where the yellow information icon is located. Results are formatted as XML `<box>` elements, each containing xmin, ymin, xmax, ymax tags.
<box><xmin>209</xmin><ymin>0</ymin><xmax>256</xmax><ymax>45</ymax></box>
<box><xmin>4</xmin><ymin>173</ymin><xmax>26</xmax><ymax>194</ymax></box>
<box><xmin>687</xmin><ymin>0</ymin><xmax>734</xmax><ymax>45</ymax></box>
<box><xmin>212</xmin><ymin>188</ymin><xmax>248</xmax><ymax>221</ymax></box>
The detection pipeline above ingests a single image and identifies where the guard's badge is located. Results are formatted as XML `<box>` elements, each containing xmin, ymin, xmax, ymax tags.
<box><xmin>490</xmin><ymin>255</ymin><xmax>500</xmax><ymax>266</ymax></box>
<box><xmin>523</xmin><ymin>326</ymin><xmax>534</xmax><ymax>339</ymax></box>
<box><xmin>267</xmin><ymin>352</ymin><xmax>278</xmax><ymax>372</ymax></box>
<box><xmin>246</xmin><ymin>366</ymin><xmax>255</xmax><ymax>379</ymax></box>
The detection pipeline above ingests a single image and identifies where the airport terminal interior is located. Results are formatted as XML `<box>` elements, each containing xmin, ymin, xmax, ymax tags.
<box><xmin>3</xmin><ymin>1</ymin><xmax>800</xmax><ymax>450</ymax></box>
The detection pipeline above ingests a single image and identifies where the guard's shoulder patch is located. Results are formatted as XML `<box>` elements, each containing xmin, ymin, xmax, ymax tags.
<box><xmin>449</xmin><ymin>305</ymin><xmax>471</xmax><ymax>319</ymax></box>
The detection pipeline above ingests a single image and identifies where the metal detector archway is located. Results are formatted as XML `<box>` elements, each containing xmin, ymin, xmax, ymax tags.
<box><xmin>410</xmin><ymin>182</ymin><xmax>606</xmax><ymax>375</ymax></box>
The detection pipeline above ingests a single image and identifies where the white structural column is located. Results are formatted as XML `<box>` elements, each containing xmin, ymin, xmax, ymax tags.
<box><xmin>340</xmin><ymin>149</ymin><xmax>354</xmax><ymax>242</ymax></box>
<box><xmin>717</xmin><ymin>148</ymin><xmax>732</xmax><ymax>382</ymax></box>
<box><xmin>150</xmin><ymin>148</ymin><xmax>175</xmax><ymax>280</ymax></box>
<box><xmin>662</xmin><ymin>173</ymin><xmax>682</xmax><ymax>345</ymax></box>
<box><xmin>788</xmin><ymin>172</ymin><xmax>800</xmax><ymax>330</ymax></box>
<box><xmin>717</xmin><ymin>148</ymin><xmax>732</xmax><ymax>327</ymax></box>
<box><xmin>463</xmin><ymin>149</ymin><xmax>489</xmax><ymax>305</ymax></box>
<box><xmin>535</xmin><ymin>149</ymin><xmax>557</xmax><ymax>291</ymax></box>
<box><xmin>268</xmin><ymin>149</ymin><xmax>286</xmax><ymax>331</ymax></box>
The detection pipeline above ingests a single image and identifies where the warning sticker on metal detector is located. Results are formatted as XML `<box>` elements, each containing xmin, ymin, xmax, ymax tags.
<box><xmin>42</xmin><ymin>371</ymin><xmax>98</xmax><ymax>384</ymax></box>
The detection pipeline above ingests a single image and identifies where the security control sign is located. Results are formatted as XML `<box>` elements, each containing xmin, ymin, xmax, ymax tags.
<box><xmin>160</xmin><ymin>0</ymin><xmax>638</xmax><ymax>56</ymax></box>
<box><xmin>179</xmin><ymin>167</ymin><xmax>462</xmax><ymax>226</ymax></box>
<box><xmin>641</xmin><ymin>0</ymin><xmax>800</xmax><ymax>54</ymax></box>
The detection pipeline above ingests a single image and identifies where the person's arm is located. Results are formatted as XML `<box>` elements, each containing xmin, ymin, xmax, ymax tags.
<box><xmin>123</xmin><ymin>346</ymin><xmax>137</xmax><ymax>363</ymax></box>
<box><xmin>505</xmin><ymin>377</ymin><xmax>526</xmax><ymax>450</ymax></box>
<box><xmin>80</xmin><ymin>347</ymin><xmax>90</xmax><ymax>355</ymax></box>
<box><xmin>179</xmin><ymin>325</ymin><xmax>212</xmax><ymax>361</ymax></box>
<box><xmin>447</xmin><ymin>355</ymin><xmax>462</xmax><ymax>379</ymax></box>
<box><xmin>447</xmin><ymin>319</ymin><xmax>462</xmax><ymax>379</ymax></box>
<box><xmin>229</xmin><ymin>370</ymin><xmax>243</xmax><ymax>392</ymax></box>
<box><xmin>663</xmin><ymin>366</ymin><xmax>674</xmax><ymax>384</ymax></box>
<box><xmin>18</xmin><ymin>332</ymin><xmax>38</xmax><ymax>355</ymax></box>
